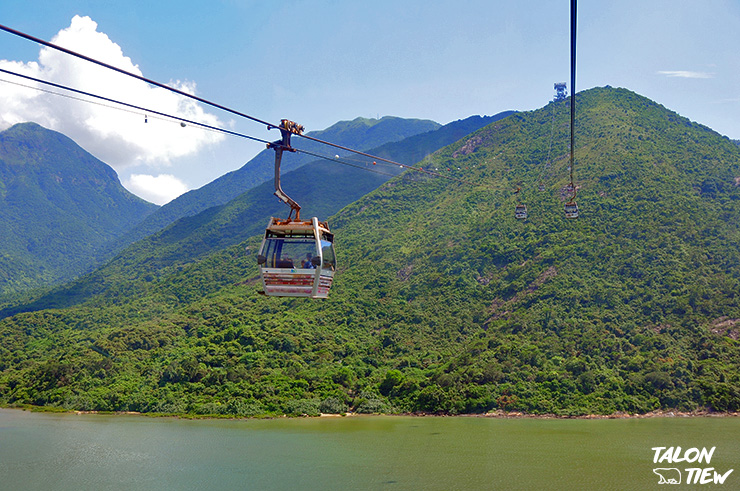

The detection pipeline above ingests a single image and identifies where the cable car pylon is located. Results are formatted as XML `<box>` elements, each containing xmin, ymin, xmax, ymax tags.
<box><xmin>256</xmin><ymin>120</ymin><xmax>337</xmax><ymax>299</ymax></box>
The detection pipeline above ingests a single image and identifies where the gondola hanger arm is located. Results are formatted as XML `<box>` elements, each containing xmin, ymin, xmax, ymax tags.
<box><xmin>267</xmin><ymin>120</ymin><xmax>304</xmax><ymax>220</ymax></box>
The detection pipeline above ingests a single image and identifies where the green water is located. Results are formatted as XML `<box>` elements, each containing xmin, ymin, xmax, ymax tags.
<box><xmin>1</xmin><ymin>409</ymin><xmax>738</xmax><ymax>490</ymax></box>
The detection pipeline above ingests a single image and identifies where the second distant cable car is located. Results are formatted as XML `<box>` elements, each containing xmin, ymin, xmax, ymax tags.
<box><xmin>513</xmin><ymin>187</ymin><xmax>528</xmax><ymax>220</ymax></box>
<box><xmin>564</xmin><ymin>201</ymin><xmax>579</xmax><ymax>219</ymax></box>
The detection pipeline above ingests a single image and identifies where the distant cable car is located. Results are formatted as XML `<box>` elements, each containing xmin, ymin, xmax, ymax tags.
<box><xmin>564</xmin><ymin>201</ymin><xmax>579</xmax><ymax>219</ymax></box>
<box><xmin>257</xmin><ymin>217</ymin><xmax>336</xmax><ymax>298</ymax></box>
<box><xmin>515</xmin><ymin>204</ymin><xmax>528</xmax><ymax>220</ymax></box>
<box><xmin>255</xmin><ymin>119</ymin><xmax>337</xmax><ymax>298</ymax></box>
<box><xmin>514</xmin><ymin>187</ymin><xmax>527</xmax><ymax>220</ymax></box>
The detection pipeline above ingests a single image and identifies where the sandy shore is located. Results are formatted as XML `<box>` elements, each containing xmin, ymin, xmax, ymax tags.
<box><xmin>474</xmin><ymin>409</ymin><xmax>740</xmax><ymax>419</ymax></box>
<box><xmin>3</xmin><ymin>405</ymin><xmax>739</xmax><ymax>420</ymax></box>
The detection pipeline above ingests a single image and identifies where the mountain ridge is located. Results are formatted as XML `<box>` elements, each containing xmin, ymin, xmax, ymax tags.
<box><xmin>0</xmin><ymin>122</ymin><xmax>158</xmax><ymax>293</ymax></box>
<box><xmin>118</xmin><ymin>115</ymin><xmax>442</xmax><ymax>244</ymax></box>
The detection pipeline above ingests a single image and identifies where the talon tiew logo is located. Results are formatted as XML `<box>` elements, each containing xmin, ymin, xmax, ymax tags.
<box><xmin>653</xmin><ymin>468</ymin><xmax>682</xmax><ymax>484</ymax></box>
<box><xmin>652</xmin><ymin>447</ymin><xmax>733</xmax><ymax>485</ymax></box>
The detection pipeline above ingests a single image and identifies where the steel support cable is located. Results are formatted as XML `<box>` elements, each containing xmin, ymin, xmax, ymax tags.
<box><xmin>294</xmin><ymin>148</ymin><xmax>398</xmax><ymax>178</ymax></box>
<box><xmin>0</xmin><ymin>76</ymin><xmax>228</xmax><ymax>136</ymax></box>
<box><xmin>569</xmin><ymin>0</ymin><xmax>577</xmax><ymax>200</ymax></box>
<box><xmin>0</xmin><ymin>67</ymin><xmax>271</xmax><ymax>145</ymax></box>
<box><xmin>0</xmin><ymin>67</ymin><xmax>475</xmax><ymax>189</ymax></box>
<box><xmin>1</xmin><ymin>23</ymin><xmax>484</xmax><ymax>190</ymax></box>
<box><xmin>295</xmin><ymin>146</ymin><xmax>484</xmax><ymax>187</ymax></box>
<box><xmin>508</xmin><ymin>102</ymin><xmax>555</xmax><ymax>206</ymax></box>
<box><xmin>0</xmin><ymin>23</ymin><xmax>274</xmax><ymax>129</ymax></box>
<box><xmin>537</xmin><ymin>101</ymin><xmax>559</xmax><ymax>190</ymax></box>
<box><xmin>0</xmin><ymin>22</ymin><xmax>402</xmax><ymax>172</ymax></box>
<box><xmin>0</xmin><ymin>68</ymin><xmax>435</xmax><ymax>184</ymax></box>
<box><xmin>296</xmin><ymin>132</ymin><xmax>483</xmax><ymax>187</ymax></box>
<box><xmin>1</xmin><ymin>76</ymin><xmax>152</xmax><ymax>119</ymax></box>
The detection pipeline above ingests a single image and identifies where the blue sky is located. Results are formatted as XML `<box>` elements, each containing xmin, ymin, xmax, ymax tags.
<box><xmin>1</xmin><ymin>0</ymin><xmax>738</xmax><ymax>204</ymax></box>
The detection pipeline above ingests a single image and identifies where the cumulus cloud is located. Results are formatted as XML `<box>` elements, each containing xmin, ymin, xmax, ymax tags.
<box><xmin>657</xmin><ymin>70</ymin><xmax>714</xmax><ymax>79</ymax></box>
<box><xmin>124</xmin><ymin>174</ymin><xmax>190</xmax><ymax>205</ymax></box>
<box><xmin>0</xmin><ymin>15</ymin><xmax>225</xmax><ymax>172</ymax></box>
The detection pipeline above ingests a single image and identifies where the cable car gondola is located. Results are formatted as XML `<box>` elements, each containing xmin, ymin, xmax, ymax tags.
<box><xmin>514</xmin><ymin>187</ymin><xmax>528</xmax><ymax>219</ymax></box>
<box><xmin>257</xmin><ymin>216</ymin><xmax>336</xmax><ymax>298</ymax></box>
<box><xmin>564</xmin><ymin>201</ymin><xmax>579</xmax><ymax>219</ymax></box>
<box><xmin>256</xmin><ymin>119</ymin><xmax>337</xmax><ymax>298</ymax></box>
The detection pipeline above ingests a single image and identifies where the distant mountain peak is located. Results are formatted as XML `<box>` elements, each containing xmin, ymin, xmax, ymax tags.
<box><xmin>120</xmin><ymin>116</ymin><xmax>443</xmax><ymax>244</ymax></box>
<box><xmin>1</xmin><ymin>122</ymin><xmax>114</xmax><ymax>178</ymax></box>
<box><xmin>0</xmin><ymin>122</ymin><xmax>158</xmax><ymax>293</ymax></box>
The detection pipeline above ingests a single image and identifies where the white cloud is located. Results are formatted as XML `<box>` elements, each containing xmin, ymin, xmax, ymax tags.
<box><xmin>657</xmin><ymin>70</ymin><xmax>714</xmax><ymax>79</ymax></box>
<box><xmin>0</xmin><ymin>15</ymin><xmax>225</xmax><ymax>173</ymax></box>
<box><xmin>124</xmin><ymin>173</ymin><xmax>190</xmax><ymax>205</ymax></box>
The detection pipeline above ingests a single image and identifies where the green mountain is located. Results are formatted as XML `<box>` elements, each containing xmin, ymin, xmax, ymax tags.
<box><xmin>0</xmin><ymin>116</ymin><xmax>466</xmax><ymax>296</ymax></box>
<box><xmin>0</xmin><ymin>123</ymin><xmax>158</xmax><ymax>294</ymax></box>
<box><xmin>2</xmin><ymin>87</ymin><xmax>739</xmax><ymax>417</ymax></box>
<box><xmin>119</xmin><ymin>116</ymin><xmax>442</xmax><ymax>244</ymax></box>
<box><xmin>1</xmin><ymin>114</ymin><xmax>507</xmax><ymax>316</ymax></box>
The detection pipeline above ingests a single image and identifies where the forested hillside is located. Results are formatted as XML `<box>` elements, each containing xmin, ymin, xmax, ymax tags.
<box><xmin>1</xmin><ymin>87</ymin><xmax>739</xmax><ymax>417</ymax></box>
<box><xmin>0</xmin><ymin>123</ymin><xmax>157</xmax><ymax>294</ymax></box>
<box><xmin>1</xmin><ymin>114</ymin><xmax>505</xmax><ymax>317</ymax></box>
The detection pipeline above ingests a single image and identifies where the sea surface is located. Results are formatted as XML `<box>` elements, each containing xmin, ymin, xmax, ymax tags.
<box><xmin>1</xmin><ymin>408</ymin><xmax>738</xmax><ymax>490</ymax></box>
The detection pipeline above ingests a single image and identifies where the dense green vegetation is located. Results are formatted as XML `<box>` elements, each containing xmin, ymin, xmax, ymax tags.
<box><xmin>0</xmin><ymin>123</ymin><xmax>157</xmax><ymax>294</ymax></box>
<box><xmin>1</xmin><ymin>114</ymin><xmax>504</xmax><ymax>316</ymax></box>
<box><xmin>1</xmin><ymin>87</ymin><xmax>739</xmax><ymax>417</ymax></box>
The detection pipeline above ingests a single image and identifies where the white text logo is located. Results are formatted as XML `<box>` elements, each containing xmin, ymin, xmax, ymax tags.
<box><xmin>652</xmin><ymin>447</ymin><xmax>733</xmax><ymax>485</ymax></box>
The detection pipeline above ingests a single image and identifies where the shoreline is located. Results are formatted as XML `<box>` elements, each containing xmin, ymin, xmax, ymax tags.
<box><xmin>470</xmin><ymin>409</ymin><xmax>740</xmax><ymax>419</ymax></box>
<box><xmin>2</xmin><ymin>405</ymin><xmax>739</xmax><ymax>420</ymax></box>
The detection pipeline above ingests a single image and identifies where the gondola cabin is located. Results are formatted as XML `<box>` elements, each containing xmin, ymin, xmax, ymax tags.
<box><xmin>257</xmin><ymin>217</ymin><xmax>336</xmax><ymax>298</ymax></box>
<box><xmin>564</xmin><ymin>201</ymin><xmax>579</xmax><ymax>219</ymax></box>
<box><xmin>515</xmin><ymin>204</ymin><xmax>528</xmax><ymax>220</ymax></box>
